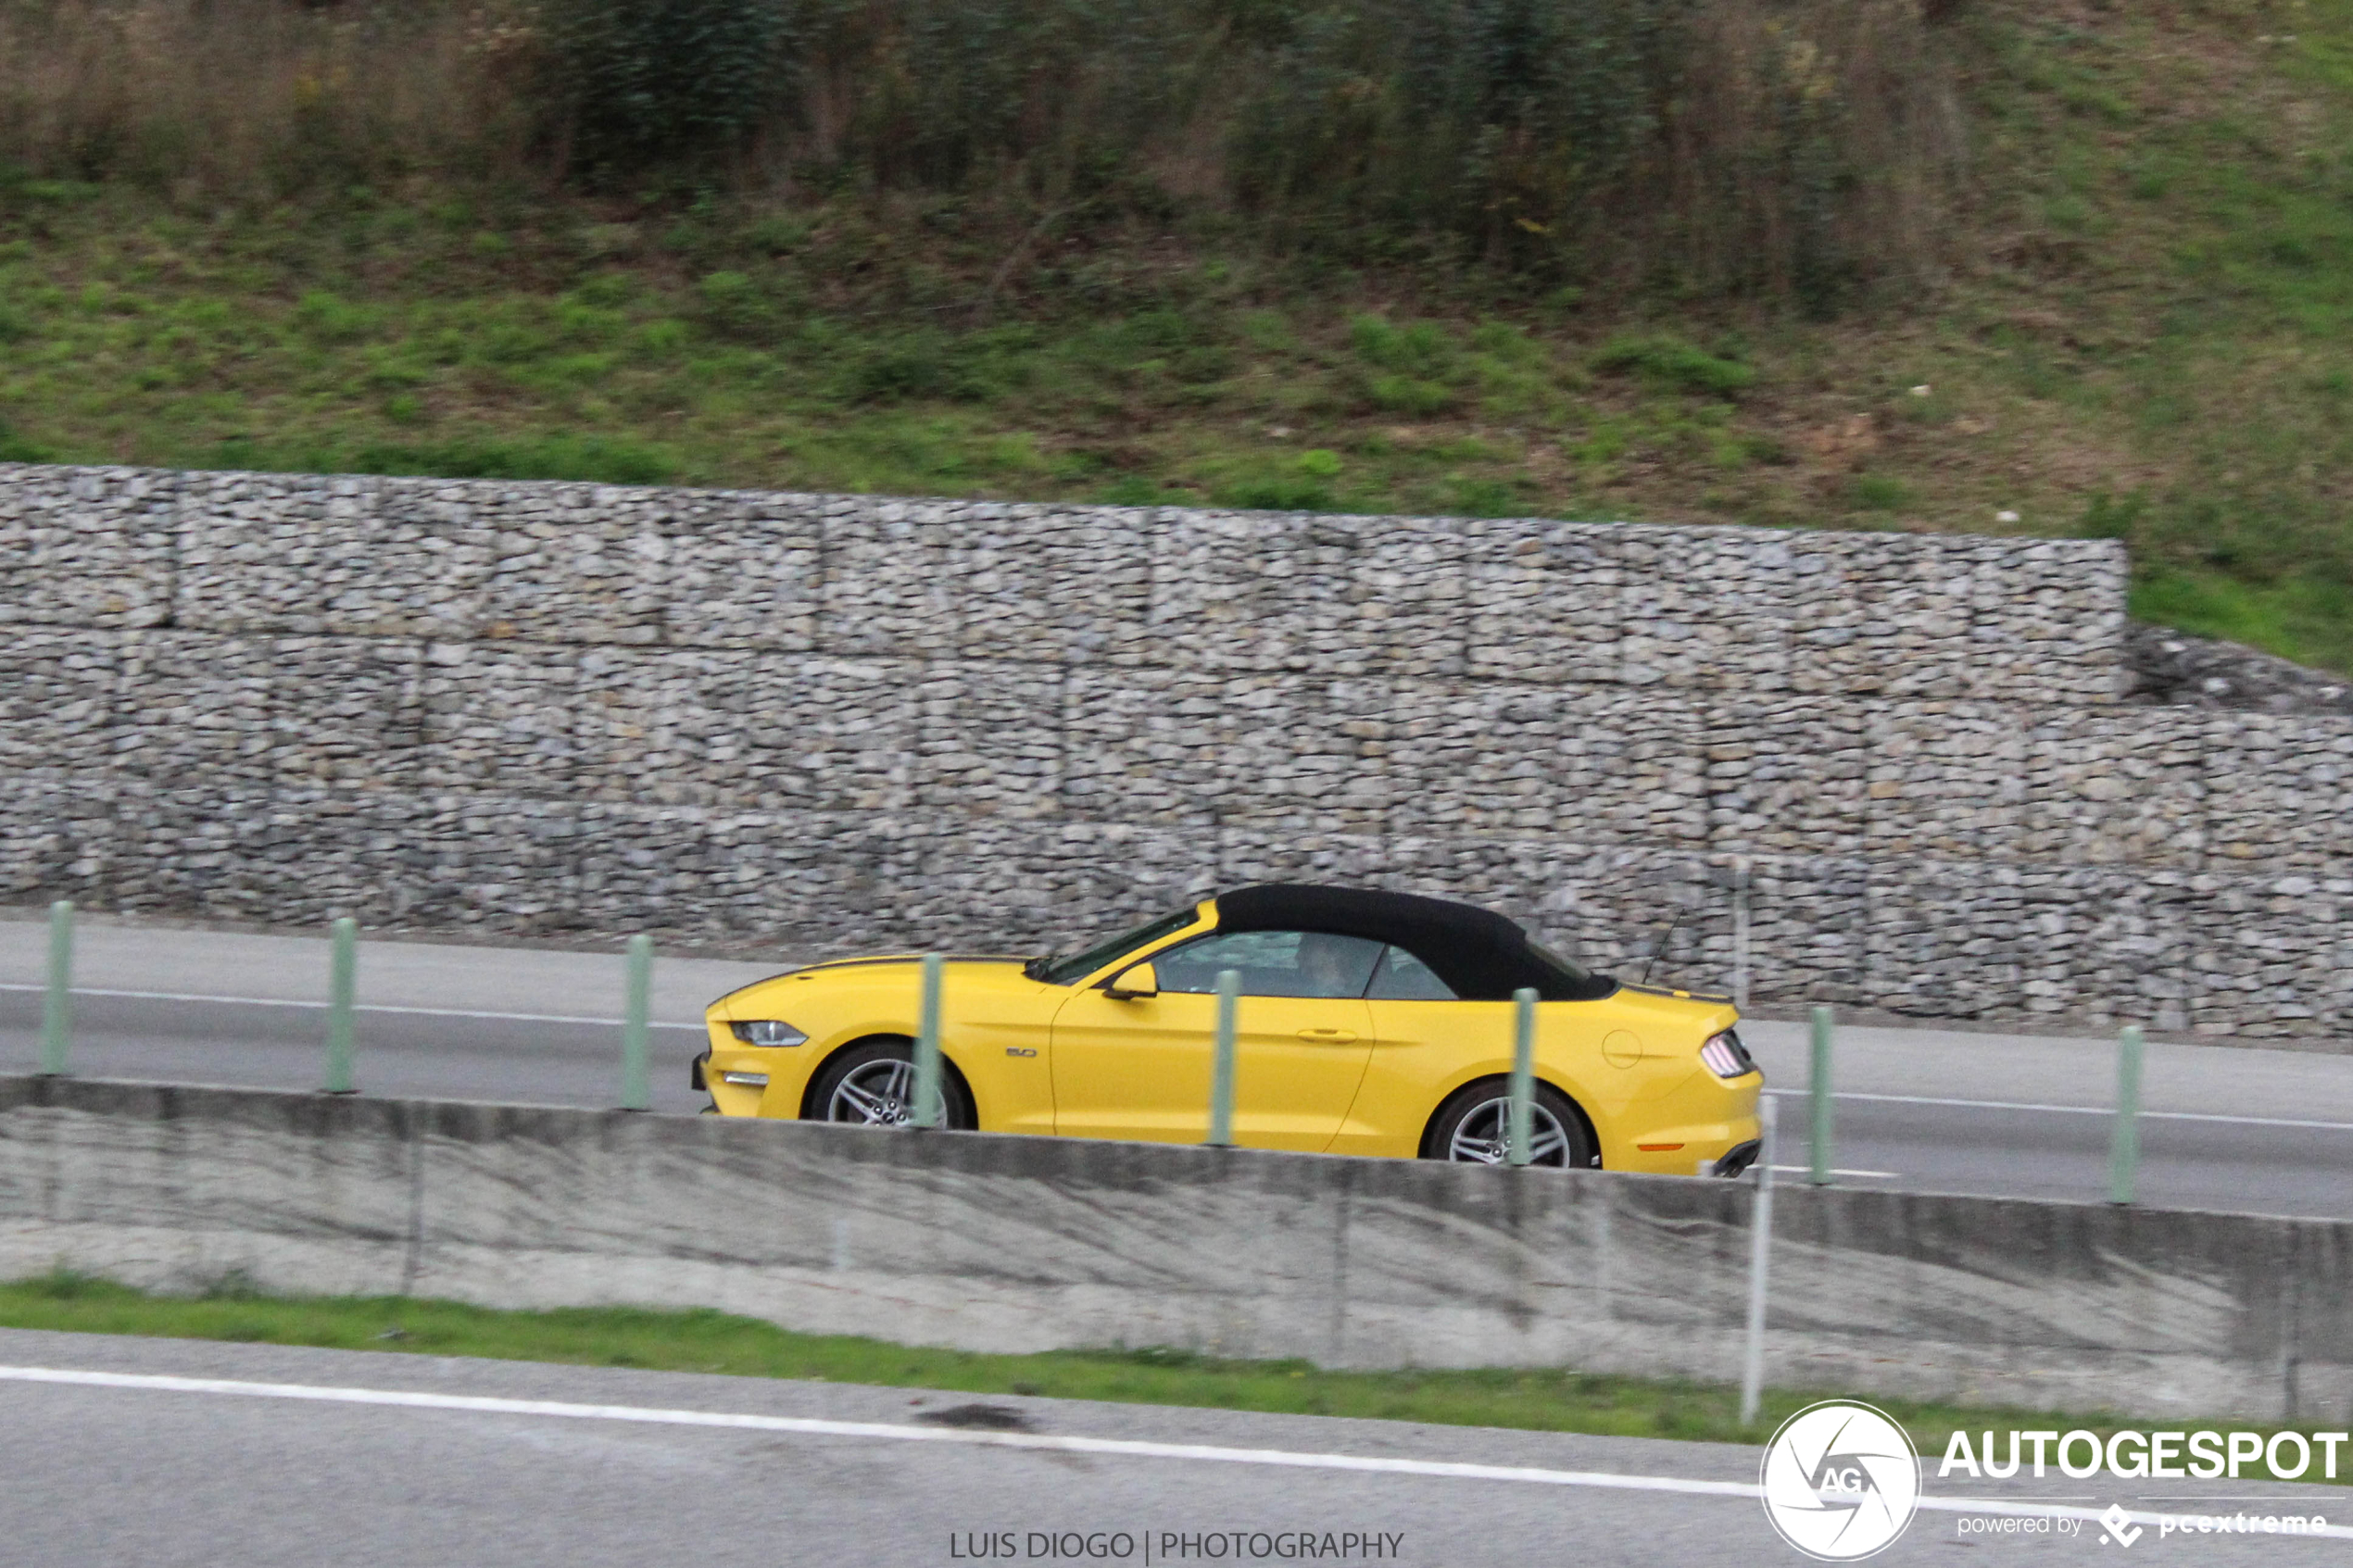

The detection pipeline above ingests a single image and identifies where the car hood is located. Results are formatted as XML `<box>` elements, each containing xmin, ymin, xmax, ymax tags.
<box><xmin>705</xmin><ymin>954</ymin><xmax>1034</xmax><ymax>1017</ymax></box>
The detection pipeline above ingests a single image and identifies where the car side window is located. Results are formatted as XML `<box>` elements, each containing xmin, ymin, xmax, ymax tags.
<box><xmin>1365</xmin><ymin>944</ymin><xmax>1458</xmax><ymax>1000</ymax></box>
<box><xmin>1153</xmin><ymin>931</ymin><xmax>1385</xmax><ymax>999</ymax></box>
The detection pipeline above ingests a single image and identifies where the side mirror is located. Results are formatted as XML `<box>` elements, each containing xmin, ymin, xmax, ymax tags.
<box><xmin>1102</xmin><ymin>962</ymin><xmax>1158</xmax><ymax>1000</ymax></box>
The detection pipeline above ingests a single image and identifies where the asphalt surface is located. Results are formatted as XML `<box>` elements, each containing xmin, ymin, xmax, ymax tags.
<box><xmin>0</xmin><ymin>914</ymin><xmax>783</xmax><ymax>1116</ymax></box>
<box><xmin>0</xmin><ymin>1329</ymin><xmax>2343</xmax><ymax>1567</ymax></box>
<box><xmin>1741</xmin><ymin>1018</ymin><xmax>2353</xmax><ymax>1218</ymax></box>
<box><xmin>2</xmin><ymin>910</ymin><xmax>2350</xmax><ymax>1216</ymax></box>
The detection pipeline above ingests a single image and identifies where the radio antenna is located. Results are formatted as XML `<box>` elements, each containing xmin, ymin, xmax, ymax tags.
<box><xmin>1639</xmin><ymin>907</ymin><xmax>1685</xmax><ymax>985</ymax></box>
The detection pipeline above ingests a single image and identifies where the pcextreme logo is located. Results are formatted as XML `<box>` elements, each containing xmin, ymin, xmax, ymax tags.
<box><xmin>1760</xmin><ymin>1400</ymin><xmax>1923</xmax><ymax>1561</ymax></box>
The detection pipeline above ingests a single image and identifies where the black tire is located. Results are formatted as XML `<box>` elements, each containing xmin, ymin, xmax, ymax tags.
<box><xmin>1421</xmin><ymin>1077</ymin><xmax>1598</xmax><ymax>1168</ymax></box>
<box><xmin>804</xmin><ymin>1038</ymin><xmax>978</xmax><ymax>1130</ymax></box>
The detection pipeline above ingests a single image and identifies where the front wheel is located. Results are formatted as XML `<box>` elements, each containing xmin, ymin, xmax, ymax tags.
<box><xmin>806</xmin><ymin>1039</ymin><xmax>977</xmax><ymax>1130</ymax></box>
<box><xmin>1422</xmin><ymin>1078</ymin><xmax>1597</xmax><ymax>1168</ymax></box>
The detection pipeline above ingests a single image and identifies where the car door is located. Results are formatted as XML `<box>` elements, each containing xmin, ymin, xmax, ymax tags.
<box><xmin>1338</xmin><ymin>942</ymin><xmax>1486</xmax><ymax>1157</ymax></box>
<box><xmin>1048</xmin><ymin>930</ymin><xmax>1379</xmax><ymax>1151</ymax></box>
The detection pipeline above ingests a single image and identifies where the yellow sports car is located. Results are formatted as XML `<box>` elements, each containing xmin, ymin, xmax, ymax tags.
<box><xmin>697</xmin><ymin>884</ymin><xmax>1763</xmax><ymax>1175</ymax></box>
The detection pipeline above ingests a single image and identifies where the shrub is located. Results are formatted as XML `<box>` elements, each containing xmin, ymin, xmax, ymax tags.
<box><xmin>1097</xmin><ymin>474</ymin><xmax>1169</xmax><ymax>505</ymax></box>
<box><xmin>846</xmin><ymin>336</ymin><xmax>958</xmax><ymax>403</ymax></box>
<box><xmin>1592</xmin><ymin>336</ymin><xmax>1755</xmax><ymax>397</ymax></box>
<box><xmin>1470</xmin><ymin>320</ymin><xmax>1544</xmax><ymax>363</ymax></box>
<box><xmin>838</xmin><ymin>329</ymin><xmax>1035</xmax><ymax>404</ymax></box>
<box><xmin>696</xmin><ymin>270</ymin><xmax>783</xmax><ymax>342</ymax></box>
<box><xmin>1367</xmin><ymin>375</ymin><xmax>1455</xmax><ymax>415</ymax></box>
<box><xmin>293</xmin><ymin>291</ymin><xmax>378</xmax><ymax>345</ymax></box>
<box><xmin>343</xmin><ymin>433</ymin><xmax>681</xmax><ymax>483</ymax></box>
<box><xmin>539</xmin><ymin>0</ymin><xmax>788</xmax><ymax>168</ymax></box>
<box><xmin>1452</xmin><ymin>477</ymin><xmax>1517</xmax><ymax>516</ymax></box>
<box><xmin>0</xmin><ymin>0</ymin><xmax>1964</xmax><ymax>299</ymax></box>
<box><xmin>2078</xmin><ymin>491</ymin><xmax>2147</xmax><ymax>541</ymax></box>
<box><xmin>1351</xmin><ymin>317</ymin><xmax>1453</xmax><ymax>378</ymax></box>
<box><xmin>0</xmin><ymin>0</ymin><xmax>533</xmax><ymax>199</ymax></box>
<box><xmin>1848</xmin><ymin>472</ymin><xmax>1907</xmax><ymax>510</ymax></box>
<box><xmin>0</xmin><ymin>417</ymin><xmax>52</xmax><ymax>462</ymax></box>
<box><xmin>1217</xmin><ymin>478</ymin><xmax>1336</xmax><ymax>511</ymax></box>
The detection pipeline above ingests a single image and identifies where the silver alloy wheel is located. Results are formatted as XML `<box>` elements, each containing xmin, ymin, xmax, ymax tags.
<box><xmin>1445</xmin><ymin>1096</ymin><xmax>1570</xmax><ymax>1165</ymax></box>
<box><xmin>828</xmin><ymin>1058</ymin><xmax>916</xmax><ymax>1125</ymax></box>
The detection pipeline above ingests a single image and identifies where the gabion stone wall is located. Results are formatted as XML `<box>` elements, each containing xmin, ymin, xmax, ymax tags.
<box><xmin>3</xmin><ymin>461</ymin><xmax>2347</xmax><ymax>1041</ymax></box>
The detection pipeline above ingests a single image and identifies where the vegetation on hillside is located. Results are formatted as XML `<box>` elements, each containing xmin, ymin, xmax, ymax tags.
<box><xmin>1</xmin><ymin>0</ymin><xmax>2349</xmax><ymax>671</ymax></box>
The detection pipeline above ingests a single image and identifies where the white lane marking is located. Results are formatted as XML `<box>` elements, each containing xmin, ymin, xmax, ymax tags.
<box><xmin>4</xmin><ymin>1369</ymin><xmax>2348</xmax><ymax>1540</ymax></box>
<box><xmin>0</xmin><ymin>984</ymin><xmax>706</xmax><ymax>1032</ymax></box>
<box><xmin>1766</xmin><ymin>1165</ymin><xmax>1899</xmax><ymax>1179</ymax></box>
<box><xmin>1764</xmin><ymin>1086</ymin><xmax>2353</xmax><ymax>1134</ymax></box>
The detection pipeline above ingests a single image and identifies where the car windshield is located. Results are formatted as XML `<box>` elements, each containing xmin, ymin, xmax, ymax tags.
<box><xmin>1028</xmin><ymin>907</ymin><xmax>1201</xmax><ymax>986</ymax></box>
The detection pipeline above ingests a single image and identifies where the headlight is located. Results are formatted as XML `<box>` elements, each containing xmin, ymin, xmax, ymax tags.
<box><xmin>730</xmin><ymin>1020</ymin><xmax>808</xmax><ymax>1047</ymax></box>
<box><xmin>1699</xmin><ymin>1029</ymin><xmax>1756</xmax><ymax>1079</ymax></box>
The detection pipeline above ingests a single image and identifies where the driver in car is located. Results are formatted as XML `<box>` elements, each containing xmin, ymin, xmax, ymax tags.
<box><xmin>1294</xmin><ymin>932</ymin><xmax>1370</xmax><ymax>998</ymax></box>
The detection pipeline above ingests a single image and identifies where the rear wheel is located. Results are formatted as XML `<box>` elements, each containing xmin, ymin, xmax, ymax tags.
<box><xmin>1423</xmin><ymin>1078</ymin><xmax>1597</xmax><ymax>1168</ymax></box>
<box><xmin>806</xmin><ymin>1039</ymin><xmax>977</xmax><ymax>1130</ymax></box>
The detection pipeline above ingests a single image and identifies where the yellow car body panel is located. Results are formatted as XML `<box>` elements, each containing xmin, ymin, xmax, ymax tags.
<box><xmin>702</xmin><ymin>896</ymin><xmax>1761</xmax><ymax>1174</ymax></box>
<box><xmin>1345</xmin><ymin>990</ymin><xmax>1747</xmax><ymax>1172</ymax></box>
<box><xmin>705</xmin><ymin>956</ymin><xmax>1067</xmax><ymax>1132</ymax></box>
<box><xmin>1051</xmin><ymin>985</ymin><xmax>1376</xmax><ymax>1150</ymax></box>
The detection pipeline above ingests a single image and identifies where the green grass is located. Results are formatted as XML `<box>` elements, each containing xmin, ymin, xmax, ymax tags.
<box><xmin>0</xmin><ymin>194</ymin><xmax>1648</xmax><ymax>519</ymax></box>
<box><xmin>6</xmin><ymin>2</ymin><xmax>2353</xmax><ymax>671</ymax></box>
<box><xmin>2</xmin><ymin>1273</ymin><xmax>2345</xmax><ymax>1480</ymax></box>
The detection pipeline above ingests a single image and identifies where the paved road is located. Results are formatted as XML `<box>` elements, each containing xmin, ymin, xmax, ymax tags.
<box><xmin>2</xmin><ymin>910</ymin><xmax>2349</xmax><ymax>1215</ymax></box>
<box><xmin>1739</xmin><ymin>1019</ymin><xmax>2353</xmax><ymax>1217</ymax></box>
<box><xmin>0</xmin><ymin>1329</ymin><xmax>2343</xmax><ymax>1567</ymax></box>
<box><xmin>0</xmin><ymin>913</ymin><xmax>786</xmax><ymax>1116</ymax></box>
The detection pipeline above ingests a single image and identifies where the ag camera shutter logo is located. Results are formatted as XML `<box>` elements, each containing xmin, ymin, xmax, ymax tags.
<box><xmin>1759</xmin><ymin>1400</ymin><xmax>1922</xmax><ymax>1560</ymax></box>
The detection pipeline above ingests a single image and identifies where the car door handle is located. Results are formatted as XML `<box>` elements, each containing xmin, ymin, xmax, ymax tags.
<box><xmin>1295</xmin><ymin>1029</ymin><xmax>1359</xmax><ymax>1044</ymax></box>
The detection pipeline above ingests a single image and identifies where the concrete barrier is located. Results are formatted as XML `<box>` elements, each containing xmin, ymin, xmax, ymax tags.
<box><xmin>0</xmin><ymin>1075</ymin><xmax>2344</xmax><ymax>1423</ymax></box>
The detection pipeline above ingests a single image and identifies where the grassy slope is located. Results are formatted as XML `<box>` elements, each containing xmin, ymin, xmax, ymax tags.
<box><xmin>3</xmin><ymin>0</ymin><xmax>2351</xmax><ymax>671</ymax></box>
<box><xmin>3</xmin><ymin>1274</ymin><xmax>2344</xmax><ymax>1478</ymax></box>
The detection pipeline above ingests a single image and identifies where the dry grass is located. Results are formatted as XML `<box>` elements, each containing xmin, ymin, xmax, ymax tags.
<box><xmin>0</xmin><ymin>0</ymin><xmax>529</xmax><ymax>197</ymax></box>
<box><xmin>0</xmin><ymin>0</ymin><xmax>1965</xmax><ymax>302</ymax></box>
<box><xmin>1658</xmin><ymin>0</ymin><xmax>1968</xmax><ymax>297</ymax></box>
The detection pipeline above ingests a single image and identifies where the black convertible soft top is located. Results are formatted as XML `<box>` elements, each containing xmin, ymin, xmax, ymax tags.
<box><xmin>1213</xmin><ymin>884</ymin><xmax>1616</xmax><ymax>1002</ymax></box>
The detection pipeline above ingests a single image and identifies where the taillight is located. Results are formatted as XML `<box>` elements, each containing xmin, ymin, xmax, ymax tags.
<box><xmin>1700</xmin><ymin>1029</ymin><xmax>1756</xmax><ymax>1079</ymax></box>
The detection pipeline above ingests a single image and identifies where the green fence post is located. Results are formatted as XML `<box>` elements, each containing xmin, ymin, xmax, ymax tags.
<box><xmin>911</xmin><ymin>953</ymin><xmax>944</xmax><ymax>1129</ymax></box>
<box><xmin>622</xmin><ymin>934</ymin><xmax>653</xmax><ymax>1111</ymax></box>
<box><xmin>1207</xmin><ymin>970</ymin><xmax>1239</xmax><ymax>1147</ymax></box>
<box><xmin>2109</xmin><ymin>1024</ymin><xmax>2144</xmax><ymax>1205</ymax></box>
<box><xmin>1506</xmin><ymin>986</ymin><xmax>1537</xmax><ymax>1166</ymax></box>
<box><xmin>322</xmin><ymin>917</ymin><xmax>358</xmax><ymax>1095</ymax></box>
<box><xmin>37</xmin><ymin>899</ymin><xmax>72</xmax><ymax>1077</ymax></box>
<box><xmin>1809</xmin><ymin>1005</ymin><xmax>1834</xmax><ymax>1185</ymax></box>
